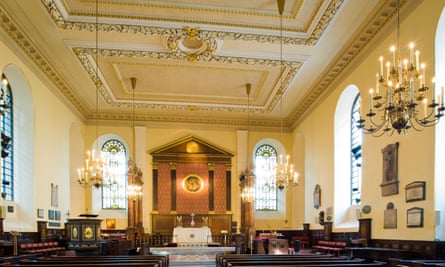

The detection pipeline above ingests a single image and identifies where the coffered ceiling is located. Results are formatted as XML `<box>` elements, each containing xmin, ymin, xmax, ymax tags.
<box><xmin>0</xmin><ymin>0</ymin><xmax>410</xmax><ymax>130</ymax></box>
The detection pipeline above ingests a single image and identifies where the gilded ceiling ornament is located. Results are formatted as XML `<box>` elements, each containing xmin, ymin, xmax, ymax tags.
<box><xmin>165</xmin><ymin>26</ymin><xmax>220</xmax><ymax>62</ymax></box>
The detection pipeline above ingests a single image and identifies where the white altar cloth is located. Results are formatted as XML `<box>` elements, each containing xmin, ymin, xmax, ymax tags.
<box><xmin>172</xmin><ymin>226</ymin><xmax>213</xmax><ymax>243</ymax></box>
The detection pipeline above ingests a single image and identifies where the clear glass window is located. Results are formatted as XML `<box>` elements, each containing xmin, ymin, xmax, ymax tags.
<box><xmin>351</xmin><ymin>94</ymin><xmax>362</xmax><ymax>205</ymax></box>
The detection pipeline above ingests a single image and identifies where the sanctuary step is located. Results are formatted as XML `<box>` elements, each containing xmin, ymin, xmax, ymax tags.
<box><xmin>151</xmin><ymin>246</ymin><xmax>235</xmax><ymax>267</ymax></box>
<box><xmin>150</xmin><ymin>246</ymin><xmax>236</xmax><ymax>255</ymax></box>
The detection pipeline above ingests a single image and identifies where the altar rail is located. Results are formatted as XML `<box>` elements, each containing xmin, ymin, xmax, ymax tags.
<box><xmin>138</xmin><ymin>233</ymin><xmax>235</xmax><ymax>247</ymax></box>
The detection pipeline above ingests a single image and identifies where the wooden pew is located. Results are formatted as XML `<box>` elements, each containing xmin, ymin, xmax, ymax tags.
<box><xmin>216</xmin><ymin>254</ymin><xmax>337</xmax><ymax>267</ymax></box>
<box><xmin>217</xmin><ymin>254</ymin><xmax>381</xmax><ymax>267</ymax></box>
<box><xmin>226</xmin><ymin>263</ymin><xmax>387</xmax><ymax>267</ymax></box>
<box><xmin>15</xmin><ymin>264</ymin><xmax>158</xmax><ymax>267</ymax></box>
<box><xmin>224</xmin><ymin>259</ymin><xmax>367</xmax><ymax>266</ymax></box>
<box><xmin>48</xmin><ymin>255</ymin><xmax>168</xmax><ymax>266</ymax></box>
<box><xmin>17</xmin><ymin>255</ymin><xmax>169</xmax><ymax>267</ymax></box>
<box><xmin>218</xmin><ymin>253</ymin><xmax>388</xmax><ymax>267</ymax></box>
<box><xmin>388</xmin><ymin>258</ymin><xmax>445</xmax><ymax>267</ymax></box>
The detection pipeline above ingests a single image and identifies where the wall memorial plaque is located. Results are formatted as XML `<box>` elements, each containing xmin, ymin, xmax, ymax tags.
<box><xmin>380</xmin><ymin>142</ymin><xmax>399</xmax><ymax>196</ymax></box>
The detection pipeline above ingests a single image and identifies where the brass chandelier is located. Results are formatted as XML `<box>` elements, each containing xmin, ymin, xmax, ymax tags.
<box><xmin>77</xmin><ymin>0</ymin><xmax>108</xmax><ymax>188</ymax></box>
<box><xmin>274</xmin><ymin>0</ymin><xmax>298</xmax><ymax>191</ymax></box>
<box><xmin>357</xmin><ymin>0</ymin><xmax>443</xmax><ymax>136</ymax></box>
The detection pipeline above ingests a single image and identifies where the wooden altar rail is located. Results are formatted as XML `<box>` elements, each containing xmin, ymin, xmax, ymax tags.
<box><xmin>138</xmin><ymin>233</ymin><xmax>235</xmax><ymax>247</ymax></box>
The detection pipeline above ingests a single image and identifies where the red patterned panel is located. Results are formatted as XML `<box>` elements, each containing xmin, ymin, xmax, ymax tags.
<box><xmin>157</xmin><ymin>163</ymin><xmax>171</xmax><ymax>214</ymax></box>
<box><xmin>176</xmin><ymin>163</ymin><xmax>209</xmax><ymax>214</ymax></box>
<box><xmin>214</xmin><ymin>164</ymin><xmax>228</xmax><ymax>213</ymax></box>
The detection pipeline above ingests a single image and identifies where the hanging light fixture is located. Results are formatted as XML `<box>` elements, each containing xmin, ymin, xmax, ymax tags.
<box><xmin>241</xmin><ymin>83</ymin><xmax>255</xmax><ymax>203</ymax></box>
<box><xmin>357</xmin><ymin>0</ymin><xmax>444</xmax><ymax>136</ymax></box>
<box><xmin>273</xmin><ymin>0</ymin><xmax>298</xmax><ymax>191</ymax></box>
<box><xmin>77</xmin><ymin>0</ymin><xmax>108</xmax><ymax>188</ymax></box>
<box><xmin>127</xmin><ymin>77</ymin><xmax>143</xmax><ymax>198</ymax></box>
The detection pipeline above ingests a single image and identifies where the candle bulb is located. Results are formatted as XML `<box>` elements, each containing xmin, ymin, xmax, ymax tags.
<box><xmin>432</xmin><ymin>78</ymin><xmax>436</xmax><ymax>103</ymax></box>
<box><xmin>369</xmin><ymin>88</ymin><xmax>374</xmax><ymax>110</ymax></box>
<box><xmin>398</xmin><ymin>63</ymin><xmax>403</xmax><ymax>84</ymax></box>
<box><xmin>409</xmin><ymin>43</ymin><xmax>414</xmax><ymax>66</ymax></box>
<box><xmin>388</xmin><ymin>81</ymin><xmax>393</xmax><ymax>104</ymax></box>
<box><xmin>386</xmin><ymin>61</ymin><xmax>390</xmax><ymax>80</ymax></box>
<box><xmin>415</xmin><ymin>50</ymin><xmax>420</xmax><ymax>71</ymax></box>
<box><xmin>424</xmin><ymin>98</ymin><xmax>428</xmax><ymax>118</ymax></box>
<box><xmin>390</xmin><ymin>46</ymin><xmax>396</xmax><ymax>68</ymax></box>
<box><xmin>379</xmin><ymin>56</ymin><xmax>384</xmax><ymax>77</ymax></box>
<box><xmin>421</xmin><ymin>63</ymin><xmax>426</xmax><ymax>86</ymax></box>
<box><xmin>440</xmin><ymin>86</ymin><xmax>444</xmax><ymax>107</ymax></box>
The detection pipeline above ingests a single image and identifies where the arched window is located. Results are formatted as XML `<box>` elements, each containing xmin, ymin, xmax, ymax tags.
<box><xmin>351</xmin><ymin>94</ymin><xmax>362</xmax><ymax>205</ymax></box>
<box><xmin>101</xmin><ymin>139</ymin><xmax>127</xmax><ymax>209</ymax></box>
<box><xmin>334</xmin><ymin>85</ymin><xmax>361</xmax><ymax>228</ymax></box>
<box><xmin>254</xmin><ymin>144</ymin><xmax>277</xmax><ymax>211</ymax></box>
<box><xmin>1</xmin><ymin>74</ymin><xmax>13</xmax><ymax>201</ymax></box>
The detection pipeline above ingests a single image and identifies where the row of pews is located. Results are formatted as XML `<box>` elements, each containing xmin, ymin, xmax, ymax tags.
<box><xmin>388</xmin><ymin>258</ymin><xmax>445</xmax><ymax>267</ymax></box>
<box><xmin>216</xmin><ymin>254</ymin><xmax>388</xmax><ymax>267</ymax></box>
<box><xmin>1</xmin><ymin>255</ymin><xmax>169</xmax><ymax>267</ymax></box>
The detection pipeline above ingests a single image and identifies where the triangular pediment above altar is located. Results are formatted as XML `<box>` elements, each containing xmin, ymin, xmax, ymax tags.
<box><xmin>149</xmin><ymin>135</ymin><xmax>233</xmax><ymax>163</ymax></box>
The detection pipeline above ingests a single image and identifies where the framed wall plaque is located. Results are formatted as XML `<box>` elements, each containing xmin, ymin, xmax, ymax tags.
<box><xmin>384</xmin><ymin>202</ymin><xmax>397</xmax><ymax>229</ymax></box>
<box><xmin>380</xmin><ymin>143</ymin><xmax>399</xmax><ymax>196</ymax></box>
<box><xmin>405</xmin><ymin>181</ymin><xmax>425</xmax><ymax>202</ymax></box>
<box><xmin>37</xmin><ymin>208</ymin><xmax>44</xmax><ymax>219</ymax></box>
<box><xmin>407</xmin><ymin>207</ymin><xmax>423</xmax><ymax>227</ymax></box>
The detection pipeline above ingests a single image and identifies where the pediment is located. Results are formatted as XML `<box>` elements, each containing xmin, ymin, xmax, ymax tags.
<box><xmin>150</xmin><ymin>135</ymin><xmax>233</xmax><ymax>164</ymax></box>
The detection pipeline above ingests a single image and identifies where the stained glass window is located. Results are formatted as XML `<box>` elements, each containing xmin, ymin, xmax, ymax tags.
<box><xmin>1</xmin><ymin>75</ymin><xmax>13</xmax><ymax>201</ymax></box>
<box><xmin>254</xmin><ymin>144</ymin><xmax>277</xmax><ymax>211</ymax></box>
<box><xmin>101</xmin><ymin>139</ymin><xmax>127</xmax><ymax>209</ymax></box>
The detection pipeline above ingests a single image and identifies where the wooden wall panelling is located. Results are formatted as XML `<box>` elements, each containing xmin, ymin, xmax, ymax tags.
<box><xmin>208</xmin><ymin>214</ymin><xmax>232</xmax><ymax>235</ymax></box>
<box><xmin>152</xmin><ymin>215</ymin><xmax>175</xmax><ymax>235</ymax></box>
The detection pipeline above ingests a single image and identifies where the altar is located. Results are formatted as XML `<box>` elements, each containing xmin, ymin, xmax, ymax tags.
<box><xmin>172</xmin><ymin>226</ymin><xmax>213</xmax><ymax>244</ymax></box>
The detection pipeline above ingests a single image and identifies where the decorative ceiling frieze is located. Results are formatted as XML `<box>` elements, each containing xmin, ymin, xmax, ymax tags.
<box><xmin>40</xmin><ymin>0</ymin><xmax>346</xmax><ymax>46</ymax></box>
<box><xmin>0</xmin><ymin>0</ymin><xmax>406</xmax><ymax>131</ymax></box>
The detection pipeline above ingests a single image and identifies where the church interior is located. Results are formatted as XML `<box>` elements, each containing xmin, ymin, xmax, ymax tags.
<box><xmin>1</xmin><ymin>0</ymin><xmax>445</xmax><ymax>266</ymax></box>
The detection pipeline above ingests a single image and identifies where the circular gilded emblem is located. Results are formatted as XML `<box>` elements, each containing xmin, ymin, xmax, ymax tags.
<box><xmin>84</xmin><ymin>226</ymin><xmax>94</xmax><ymax>240</ymax></box>
<box><xmin>183</xmin><ymin>175</ymin><xmax>202</xmax><ymax>193</ymax></box>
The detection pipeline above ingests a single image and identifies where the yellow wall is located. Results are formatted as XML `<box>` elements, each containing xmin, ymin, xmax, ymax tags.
<box><xmin>1</xmin><ymin>0</ymin><xmax>443</xmax><ymax>242</ymax></box>
<box><xmin>0</xmin><ymin>37</ymin><xmax>84</xmax><ymax>231</ymax></box>
<box><xmin>294</xmin><ymin>0</ymin><xmax>444</xmax><ymax>240</ymax></box>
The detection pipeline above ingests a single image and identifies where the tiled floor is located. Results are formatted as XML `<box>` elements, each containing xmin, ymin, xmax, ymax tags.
<box><xmin>170</xmin><ymin>253</ymin><xmax>216</xmax><ymax>267</ymax></box>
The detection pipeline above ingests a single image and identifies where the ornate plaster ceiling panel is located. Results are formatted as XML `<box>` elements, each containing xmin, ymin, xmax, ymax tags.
<box><xmin>0</xmin><ymin>0</ymin><xmax>412</xmax><ymax>130</ymax></box>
